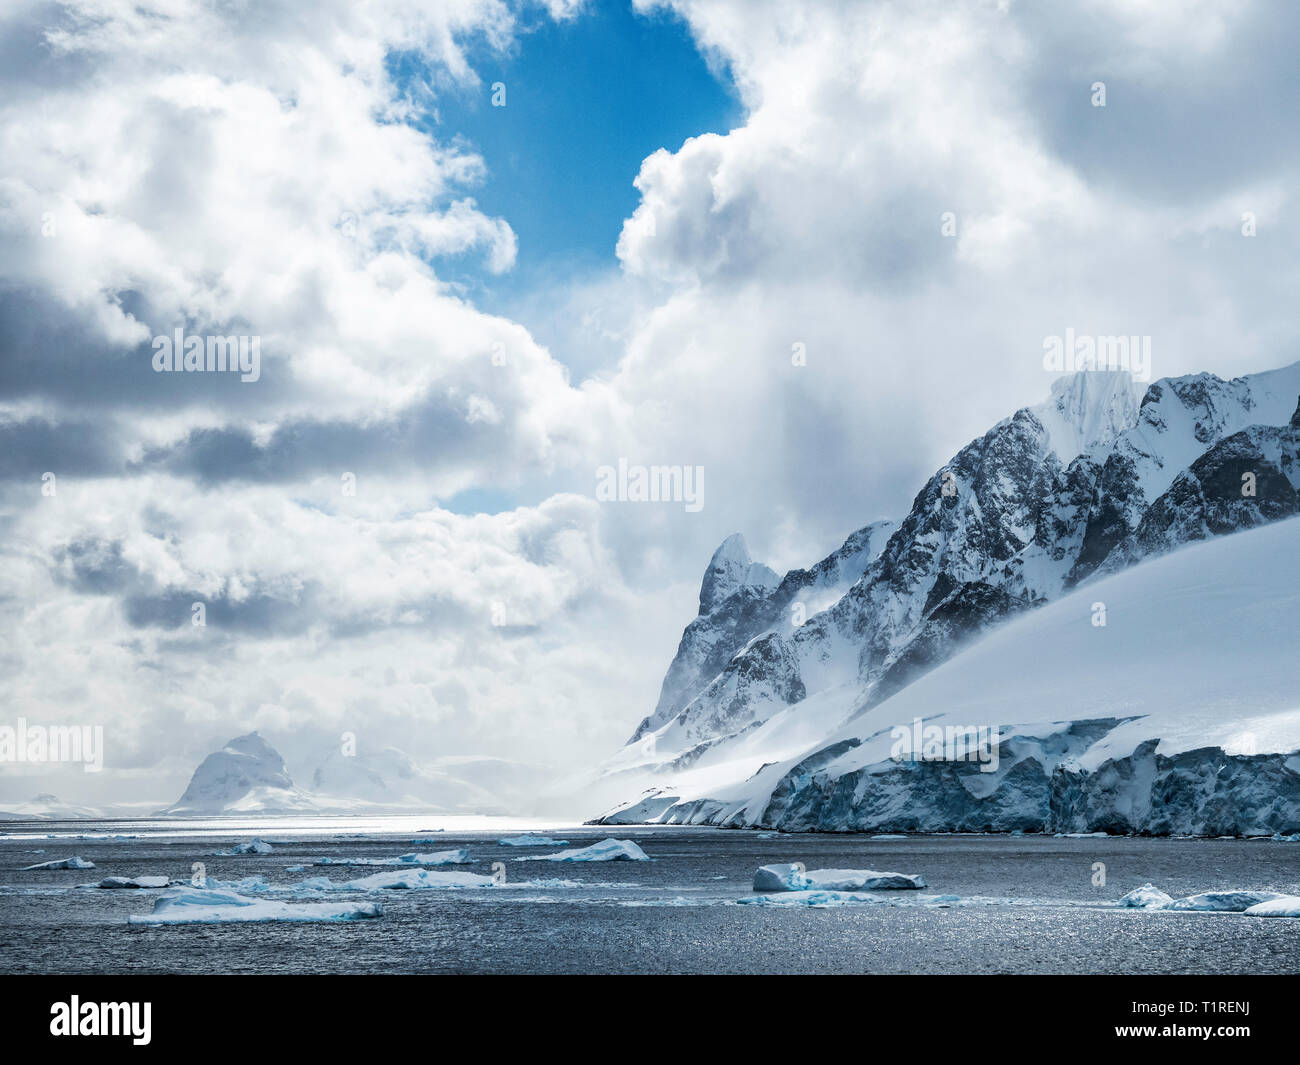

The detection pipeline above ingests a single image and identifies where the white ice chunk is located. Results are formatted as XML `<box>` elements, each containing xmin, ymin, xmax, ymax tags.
<box><xmin>23</xmin><ymin>856</ymin><xmax>94</xmax><ymax>870</ymax></box>
<box><xmin>312</xmin><ymin>847</ymin><xmax>472</xmax><ymax>867</ymax></box>
<box><xmin>1118</xmin><ymin>883</ymin><xmax>1174</xmax><ymax>908</ymax></box>
<box><xmin>1162</xmin><ymin>890</ymin><xmax>1288</xmax><ymax>912</ymax></box>
<box><xmin>127</xmin><ymin>885</ymin><xmax>382</xmax><ymax>924</ymax></box>
<box><xmin>338</xmin><ymin>869</ymin><xmax>497</xmax><ymax>890</ymax></box>
<box><xmin>97</xmin><ymin>876</ymin><xmax>171</xmax><ymax>889</ymax></box>
<box><xmin>216</xmin><ymin>839</ymin><xmax>273</xmax><ymax>855</ymax></box>
<box><xmin>752</xmin><ymin>863</ymin><xmax>925</xmax><ymax>892</ymax></box>
<box><xmin>498</xmin><ymin>835</ymin><xmax>570</xmax><ymax>846</ymax></box>
<box><xmin>739</xmin><ymin>891</ymin><xmax>959</xmax><ymax>908</ymax></box>
<box><xmin>1244</xmin><ymin>895</ymin><xmax>1300</xmax><ymax>917</ymax></box>
<box><xmin>515</xmin><ymin>838</ymin><xmax>649</xmax><ymax>862</ymax></box>
<box><xmin>753</xmin><ymin>864</ymin><xmax>808</xmax><ymax>891</ymax></box>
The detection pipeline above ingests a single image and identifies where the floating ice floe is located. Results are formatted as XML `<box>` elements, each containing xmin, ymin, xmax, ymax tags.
<box><xmin>284</xmin><ymin>865</ymin><xmax>307</xmax><ymax>873</ymax></box>
<box><xmin>97</xmin><ymin>876</ymin><xmax>171</xmax><ymax>889</ymax></box>
<box><xmin>215</xmin><ymin>839</ymin><xmax>274</xmax><ymax>855</ymax></box>
<box><xmin>23</xmin><ymin>856</ymin><xmax>94</xmax><ymax>870</ymax></box>
<box><xmin>871</xmin><ymin>834</ymin><xmax>908</xmax><ymax>840</ymax></box>
<box><xmin>1118</xmin><ymin>884</ymin><xmax>1175</xmax><ymax>909</ymax></box>
<box><xmin>1162</xmin><ymin>890</ymin><xmax>1288</xmax><ymax>912</ymax></box>
<box><xmin>1243</xmin><ymin>896</ymin><xmax>1300</xmax><ymax>917</ymax></box>
<box><xmin>127</xmin><ymin>885</ymin><xmax>382</xmax><ymax>924</ymax></box>
<box><xmin>515</xmin><ymin>839</ymin><xmax>649</xmax><ymax>863</ymax></box>
<box><xmin>498</xmin><ymin>835</ymin><xmax>570</xmax><ymax>847</ymax></box>
<box><xmin>739</xmin><ymin>891</ymin><xmax>961</xmax><ymax>908</ymax></box>
<box><xmin>336</xmin><ymin>869</ymin><xmax>497</xmax><ymax>891</ymax></box>
<box><xmin>206</xmin><ymin>875</ymin><xmax>274</xmax><ymax>893</ymax></box>
<box><xmin>312</xmin><ymin>848</ymin><xmax>471</xmax><ymax>867</ymax></box>
<box><xmin>752</xmin><ymin>864</ymin><xmax>926</xmax><ymax>892</ymax></box>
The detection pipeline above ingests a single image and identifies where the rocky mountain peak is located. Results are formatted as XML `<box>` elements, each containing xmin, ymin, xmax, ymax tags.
<box><xmin>698</xmin><ymin>533</ymin><xmax>778</xmax><ymax>615</ymax></box>
<box><xmin>1030</xmin><ymin>369</ymin><xmax>1142</xmax><ymax>463</ymax></box>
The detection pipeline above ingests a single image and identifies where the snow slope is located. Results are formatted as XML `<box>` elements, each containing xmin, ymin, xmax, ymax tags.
<box><xmin>599</xmin><ymin>511</ymin><xmax>1300</xmax><ymax>835</ymax></box>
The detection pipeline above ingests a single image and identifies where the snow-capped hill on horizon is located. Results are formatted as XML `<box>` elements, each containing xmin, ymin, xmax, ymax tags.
<box><xmin>593</xmin><ymin>362</ymin><xmax>1300</xmax><ymax>834</ymax></box>
<box><xmin>163</xmin><ymin>733</ymin><xmax>557</xmax><ymax>816</ymax></box>
<box><xmin>0</xmin><ymin>793</ymin><xmax>105</xmax><ymax>820</ymax></box>
<box><xmin>163</xmin><ymin>732</ymin><xmax>317</xmax><ymax>815</ymax></box>
<box><xmin>310</xmin><ymin>746</ymin><xmax>555</xmax><ymax>815</ymax></box>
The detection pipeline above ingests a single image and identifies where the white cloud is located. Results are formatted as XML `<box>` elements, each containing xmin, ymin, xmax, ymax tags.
<box><xmin>4</xmin><ymin>0</ymin><xmax>1300</xmax><ymax>806</ymax></box>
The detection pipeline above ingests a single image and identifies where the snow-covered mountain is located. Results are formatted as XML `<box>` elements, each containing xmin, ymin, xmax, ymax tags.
<box><xmin>311</xmin><ymin>747</ymin><xmax>553</xmax><ymax>815</ymax></box>
<box><xmin>164</xmin><ymin>733</ymin><xmax>316</xmax><ymax>815</ymax></box>
<box><xmin>629</xmin><ymin>520</ymin><xmax>897</xmax><ymax>745</ymax></box>
<box><xmin>164</xmin><ymin>733</ymin><xmax>554</xmax><ymax>816</ymax></box>
<box><xmin>590</xmin><ymin>364</ymin><xmax>1300</xmax><ymax>833</ymax></box>
<box><xmin>0</xmin><ymin>793</ymin><xmax>105</xmax><ymax>820</ymax></box>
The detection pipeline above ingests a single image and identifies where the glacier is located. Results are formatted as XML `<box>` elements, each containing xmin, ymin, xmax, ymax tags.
<box><xmin>588</xmin><ymin>364</ymin><xmax>1300</xmax><ymax>836</ymax></box>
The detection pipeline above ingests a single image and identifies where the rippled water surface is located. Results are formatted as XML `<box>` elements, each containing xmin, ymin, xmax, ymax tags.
<box><xmin>2</xmin><ymin>820</ymin><xmax>1298</xmax><ymax>974</ymax></box>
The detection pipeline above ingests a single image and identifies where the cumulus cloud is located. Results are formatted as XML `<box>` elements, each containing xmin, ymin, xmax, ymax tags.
<box><xmin>3</xmin><ymin>0</ymin><xmax>1298</xmax><ymax>806</ymax></box>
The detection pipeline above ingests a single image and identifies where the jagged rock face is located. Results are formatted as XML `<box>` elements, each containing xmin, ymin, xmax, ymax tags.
<box><xmin>630</xmin><ymin>520</ymin><xmax>895</xmax><ymax>741</ymax></box>
<box><xmin>1097</xmin><ymin>424</ymin><xmax>1300</xmax><ymax>576</ymax></box>
<box><xmin>655</xmin><ymin>633</ymin><xmax>807</xmax><ymax>752</ymax></box>
<box><xmin>1068</xmin><ymin>366</ymin><xmax>1300</xmax><ymax>584</ymax></box>
<box><xmin>627</xmin><ymin>366</ymin><xmax>1300</xmax><ymax>774</ymax></box>
<box><xmin>697</xmin><ymin>533</ymin><xmax>778</xmax><ymax>615</ymax></box>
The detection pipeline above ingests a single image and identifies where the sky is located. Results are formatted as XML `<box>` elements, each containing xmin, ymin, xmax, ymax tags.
<box><xmin>2</xmin><ymin>0</ymin><xmax>1299</xmax><ymax>809</ymax></box>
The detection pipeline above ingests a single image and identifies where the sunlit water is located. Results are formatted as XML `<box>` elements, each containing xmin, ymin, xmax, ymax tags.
<box><xmin>2</xmin><ymin>819</ymin><xmax>1298</xmax><ymax>974</ymax></box>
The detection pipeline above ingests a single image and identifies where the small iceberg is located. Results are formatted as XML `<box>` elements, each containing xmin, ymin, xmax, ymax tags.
<box><xmin>215</xmin><ymin>839</ymin><xmax>273</xmax><ymax>855</ymax></box>
<box><xmin>97</xmin><ymin>876</ymin><xmax>171</xmax><ymax>889</ymax></box>
<box><xmin>338</xmin><ymin>869</ymin><xmax>498</xmax><ymax>891</ymax></box>
<box><xmin>1244</xmin><ymin>896</ymin><xmax>1300</xmax><ymax>917</ymax></box>
<box><xmin>1162</xmin><ymin>890</ymin><xmax>1288</xmax><ymax>912</ymax></box>
<box><xmin>312</xmin><ymin>848</ymin><xmax>471</xmax><ymax>867</ymax></box>
<box><xmin>1118</xmin><ymin>883</ymin><xmax>1174</xmax><ymax>909</ymax></box>
<box><xmin>752</xmin><ymin>863</ymin><xmax>926</xmax><ymax>893</ymax></box>
<box><xmin>498</xmin><ymin>835</ymin><xmax>570</xmax><ymax>847</ymax></box>
<box><xmin>23</xmin><ymin>856</ymin><xmax>94</xmax><ymax>870</ymax></box>
<box><xmin>740</xmin><ymin>891</ymin><xmax>960</xmax><ymax>908</ymax></box>
<box><xmin>515</xmin><ymin>839</ymin><xmax>649</xmax><ymax>863</ymax></box>
<box><xmin>128</xmin><ymin>885</ymin><xmax>382</xmax><ymax>924</ymax></box>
